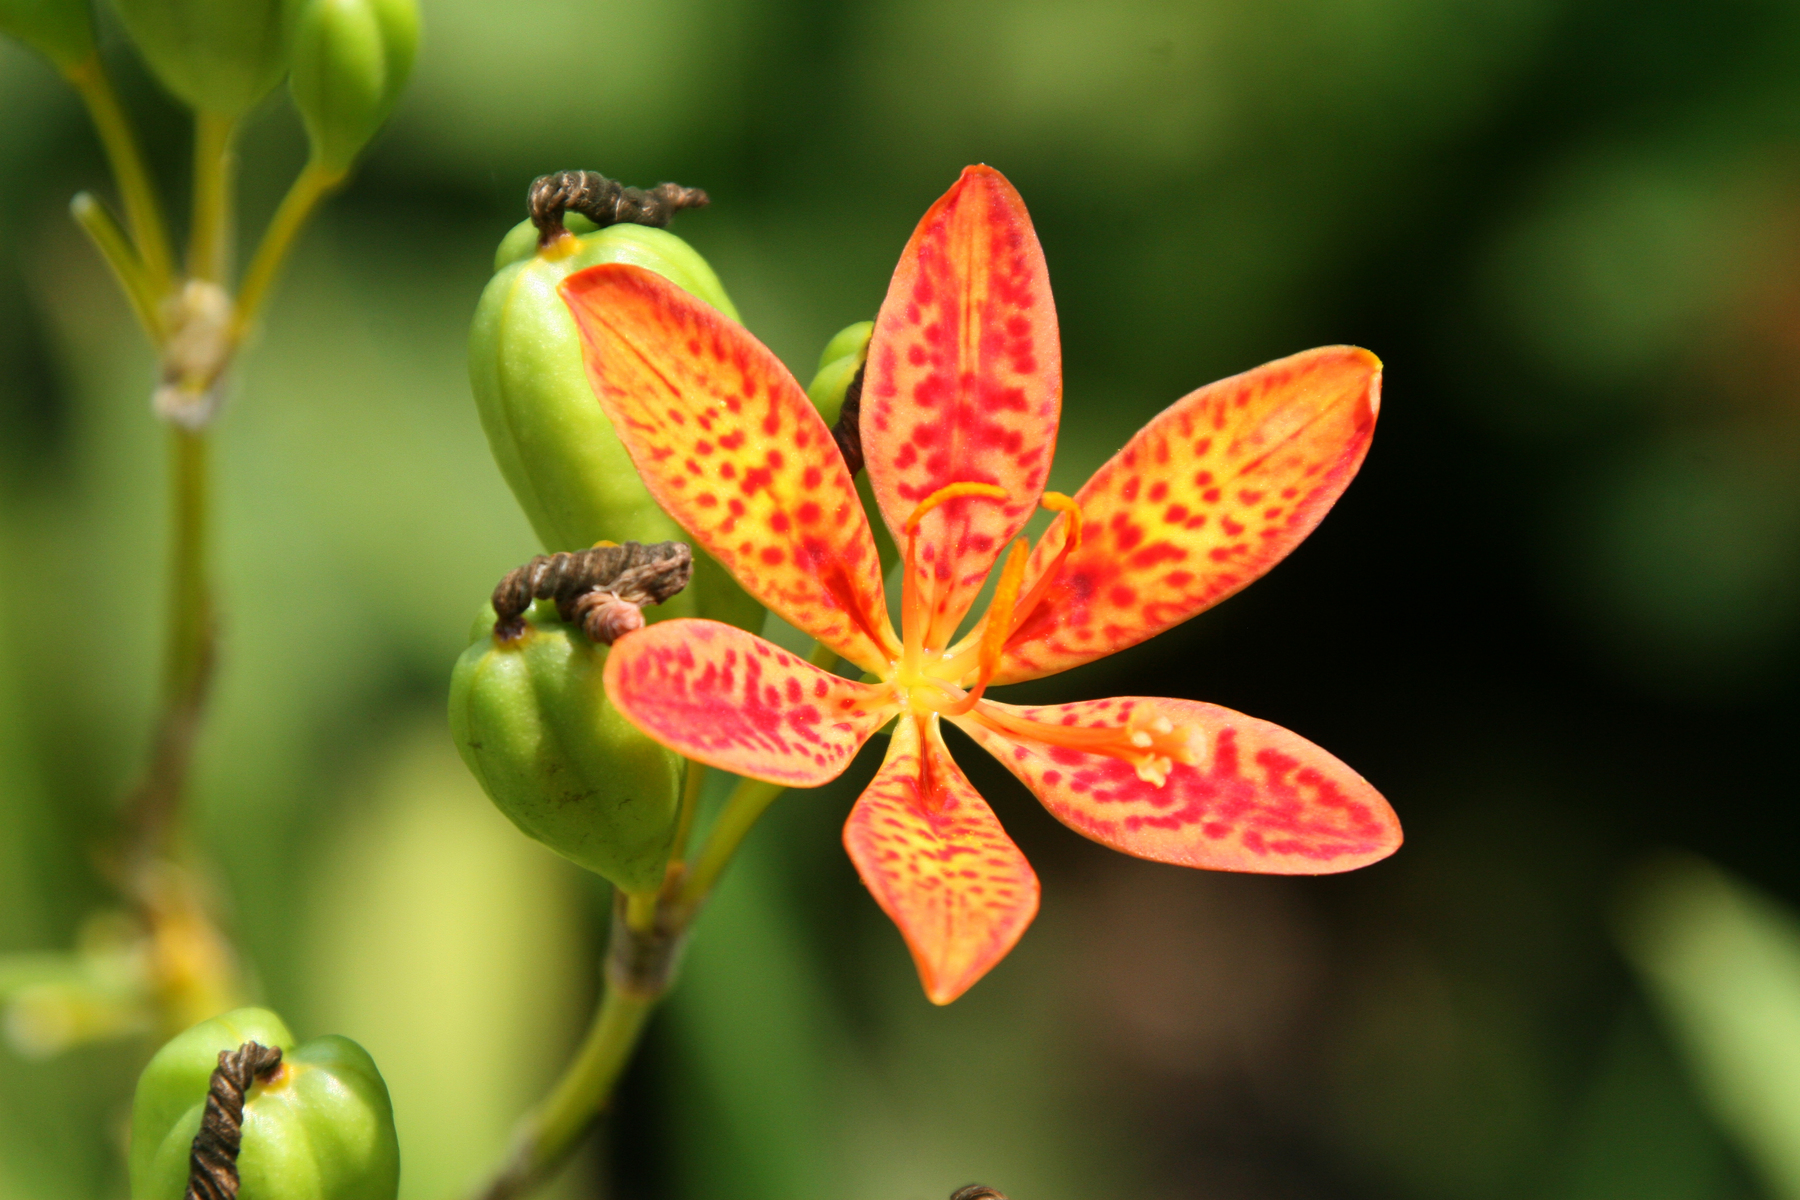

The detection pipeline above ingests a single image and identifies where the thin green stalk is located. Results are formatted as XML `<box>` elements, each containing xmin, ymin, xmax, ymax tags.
<box><xmin>63</xmin><ymin>54</ymin><xmax>174</xmax><ymax>294</ymax></box>
<box><xmin>69</xmin><ymin>193</ymin><xmax>162</xmax><ymax>340</ymax></box>
<box><xmin>470</xmin><ymin>974</ymin><xmax>657</xmax><ymax>1200</ymax></box>
<box><xmin>187</xmin><ymin>113</ymin><xmax>237</xmax><ymax>284</ymax></box>
<box><xmin>232</xmin><ymin>158</ymin><xmax>343</xmax><ymax>342</ymax></box>
<box><xmin>676</xmin><ymin>777</ymin><xmax>785</xmax><ymax>908</ymax></box>
<box><xmin>666</xmin><ymin>760</ymin><xmax>708</xmax><ymax>865</ymax></box>
<box><xmin>623</xmin><ymin>890</ymin><xmax>657</xmax><ymax>934</ymax></box>
<box><xmin>126</xmin><ymin>428</ymin><xmax>215</xmax><ymax>857</ymax></box>
<box><xmin>467</xmin><ymin>642</ymin><xmax>828</xmax><ymax>1200</ymax></box>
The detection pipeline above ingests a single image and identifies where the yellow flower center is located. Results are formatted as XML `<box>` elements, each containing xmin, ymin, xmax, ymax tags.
<box><xmin>887</xmin><ymin>482</ymin><xmax>1202</xmax><ymax>785</ymax></box>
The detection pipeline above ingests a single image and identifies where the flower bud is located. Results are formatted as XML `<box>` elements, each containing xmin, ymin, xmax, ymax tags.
<box><xmin>129</xmin><ymin>1007</ymin><xmax>398</xmax><ymax>1200</ymax></box>
<box><xmin>110</xmin><ymin>0</ymin><xmax>289</xmax><ymax>115</ymax></box>
<box><xmin>450</xmin><ymin>601</ymin><xmax>683</xmax><ymax>894</ymax></box>
<box><xmin>0</xmin><ymin>0</ymin><xmax>94</xmax><ymax>70</ymax></box>
<box><xmin>469</xmin><ymin>220</ymin><xmax>762</xmax><ymax>631</ymax></box>
<box><xmin>805</xmin><ymin>319</ymin><xmax>872</xmax><ymax>426</ymax></box>
<box><xmin>288</xmin><ymin>0</ymin><xmax>418</xmax><ymax>174</ymax></box>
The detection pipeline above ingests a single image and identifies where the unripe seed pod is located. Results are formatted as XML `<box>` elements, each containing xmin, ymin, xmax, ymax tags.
<box><xmin>450</xmin><ymin>601</ymin><xmax>683</xmax><ymax>894</ymax></box>
<box><xmin>129</xmin><ymin>1007</ymin><xmax>398</xmax><ymax>1200</ymax></box>
<box><xmin>805</xmin><ymin>319</ymin><xmax>872</xmax><ymax>427</ymax></box>
<box><xmin>110</xmin><ymin>0</ymin><xmax>289</xmax><ymax>115</ymax></box>
<box><xmin>0</xmin><ymin>0</ymin><xmax>94</xmax><ymax>70</ymax></box>
<box><xmin>804</xmin><ymin>319</ymin><xmax>896</xmax><ymax>574</ymax></box>
<box><xmin>469</xmin><ymin>219</ymin><xmax>762</xmax><ymax>631</ymax></box>
<box><xmin>288</xmin><ymin>0</ymin><xmax>418</xmax><ymax>174</ymax></box>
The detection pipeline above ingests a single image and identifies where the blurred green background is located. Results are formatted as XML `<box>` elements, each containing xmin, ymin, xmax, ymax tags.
<box><xmin>6</xmin><ymin>0</ymin><xmax>1800</xmax><ymax>1197</ymax></box>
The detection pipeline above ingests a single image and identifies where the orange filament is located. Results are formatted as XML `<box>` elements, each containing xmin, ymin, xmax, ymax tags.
<box><xmin>1037</xmin><ymin>491</ymin><xmax>1082</xmax><ymax>551</ymax></box>
<box><xmin>937</xmin><ymin>539</ymin><xmax>1029</xmax><ymax>716</ymax></box>
<box><xmin>901</xmin><ymin>482</ymin><xmax>1010</xmax><ymax>672</ymax></box>
<box><xmin>905</xmin><ymin>481</ymin><xmax>1009</xmax><ymax>534</ymax></box>
<box><xmin>942</xmin><ymin>491</ymin><xmax>1089</xmax><ymax>678</ymax></box>
<box><xmin>970</xmin><ymin>704</ymin><xmax>1204</xmax><ymax>787</ymax></box>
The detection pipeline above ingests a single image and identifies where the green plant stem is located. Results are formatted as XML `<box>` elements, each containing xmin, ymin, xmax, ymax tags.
<box><xmin>676</xmin><ymin>776</ymin><xmax>785</xmax><ymax>908</ymax></box>
<box><xmin>69</xmin><ymin>193</ymin><xmax>162</xmax><ymax>339</ymax></box>
<box><xmin>126</xmin><ymin>428</ymin><xmax>215</xmax><ymax>858</ymax></box>
<box><xmin>232</xmin><ymin>158</ymin><xmax>343</xmax><ymax>342</ymax></box>
<box><xmin>470</xmin><ymin>972</ymin><xmax>658</xmax><ymax>1200</ymax></box>
<box><xmin>63</xmin><ymin>54</ymin><xmax>174</xmax><ymax>295</ymax></box>
<box><xmin>188</xmin><ymin>112</ymin><xmax>236</xmax><ymax>284</ymax></box>
<box><xmin>466</xmin><ymin>642</ymin><xmax>834</xmax><ymax>1200</ymax></box>
<box><xmin>666</xmin><ymin>760</ymin><xmax>708</xmax><ymax>865</ymax></box>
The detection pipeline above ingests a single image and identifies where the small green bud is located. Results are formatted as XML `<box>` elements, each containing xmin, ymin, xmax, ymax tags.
<box><xmin>0</xmin><ymin>0</ymin><xmax>94</xmax><ymax>70</ymax></box>
<box><xmin>450</xmin><ymin>602</ymin><xmax>683</xmax><ymax>893</ymax></box>
<box><xmin>110</xmin><ymin>0</ymin><xmax>290</xmax><ymax>114</ymax></box>
<box><xmin>805</xmin><ymin>319</ymin><xmax>872</xmax><ymax>426</ymax></box>
<box><xmin>288</xmin><ymin>0</ymin><xmax>418</xmax><ymax>174</ymax></box>
<box><xmin>129</xmin><ymin>1007</ymin><xmax>399</xmax><ymax>1200</ymax></box>
<box><xmin>469</xmin><ymin>221</ymin><xmax>762</xmax><ymax>631</ymax></box>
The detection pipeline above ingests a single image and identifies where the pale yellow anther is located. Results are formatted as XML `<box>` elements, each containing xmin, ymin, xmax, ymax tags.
<box><xmin>906</xmin><ymin>481</ymin><xmax>1009</xmax><ymax>534</ymax></box>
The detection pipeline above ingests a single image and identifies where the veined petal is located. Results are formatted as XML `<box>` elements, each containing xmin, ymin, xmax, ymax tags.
<box><xmin>994</xmin><ymin>346</ymin><xmax>1380</xmax><ymax>683</ymax></box>
<box><xmin>843</xmin><ymin>713</ymin><xmax>1040</xmax><ymax>1004</ymax></box>
<box><xmin>603</xmin><ymin>619</ymin><xmax>899</xmax><ymax>787</ymax></box>
<box><xmin>863</xmin><ymin>165</ymin><xmax>1061</xmax><ymax>649</ymax></box>
<box><xmin>955</xmin><ymin>697</ymin><xmax>1400</xmax><ymax>874</ymax></box>
<box><xmin>562</xmin><ymin>264</ymin><xmax>900</xmax><ymax>674</ymax></box>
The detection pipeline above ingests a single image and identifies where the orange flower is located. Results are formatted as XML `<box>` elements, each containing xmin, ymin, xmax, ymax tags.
<box><xmin>560</xmin><ymin>165</ymin><xmax>1400</xmax><ymax>1004</ymax></box>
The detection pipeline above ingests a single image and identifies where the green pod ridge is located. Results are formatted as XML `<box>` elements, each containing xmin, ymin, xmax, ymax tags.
<box><xmin>130</xmin><ymin>1007</ymin><xmax>399</xmax><ymax>1200</ymax></box>
<box><xmin>110</xmin><ymin>0</ymin><xmax>291</xmax><ymax>115</ymax></box>
<box><xmin>450</xmin><ymin>602</ymin><xmax>683</xmax><ymax>894</ymax></box>
<box><xmin>469</xmin><ymin>221</ymin><xmax>761</xmax><ymax>632</ymax></box>
<box><xmin>0</xmin><ymin>0</ymin><xmax>94</xmax><ymax>70</ymax></box>
<box><xmin>288</xmin><ymin>0</ymin><xmax>418</xmax><ymax>173</ymax></box>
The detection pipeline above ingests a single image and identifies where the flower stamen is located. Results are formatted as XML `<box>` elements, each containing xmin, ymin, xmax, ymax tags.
<box><xmin>943</xmin><ymin>492</ymin><xmax>1085</xmax><ymax>678</ymax></box>
<box><xmin>968</xmin><ymin>703</ymin><xmax>1204</xmax><ymax>787</ymax></box>
<box><xmin>937</xmin><ymin>539</ymin><xmax>1029</xmax><ymax>716</ymax></box>
<box><xmin>901</xmin><ymin>482</ymin><xmax>1009</xmax><ymax>675</ymax></box>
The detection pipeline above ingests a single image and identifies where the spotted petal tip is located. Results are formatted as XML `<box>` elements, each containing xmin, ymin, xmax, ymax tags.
<box><xmin>603</xmin><ymin>619</ymin><xmax>898</xmax><ymax>788</ymax></box>
<box><xmin>957</xmin><ymin>696</ymin><xmax>1400</xmax><ymax>874</ymax></box>
<box><xmin>844</xmin><ymin>714</ymin><xmax>1040</xmax><ymax>1003</ymax></box>
<box><xmin>862</xmin><ymin>164</ymin><xmax>1062</xmax><ymax>650</ymax></box>
<box><xmin>996</xmin><ymin>345</ymin><xmax>1381</xmax><ymax>684</ymax></box>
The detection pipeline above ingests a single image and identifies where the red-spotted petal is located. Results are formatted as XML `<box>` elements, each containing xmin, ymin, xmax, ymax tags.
<box><xmin>562</xmin><ymin>264</ymin><xmax>900</xmax><ymax>674</ymax></box>
<box><xmin>955</xmin><ymin>696</ymin><xmax>1400</xmax><ymax>874</ymax></box>
<box><xmin>603</xmin><ymin>619</ymin><xmax>899</xmax><ymax>787</ymax></box>
<box><xmin>842</xmin><ymin>713</ymin><xmax>1040</xmax><ymax>1004</ymax></box>
<box><xmin>995</xmin><ymin>346</ymin><xmax>1380</xmax><ymax>683</ymax></box>
<box><xmin>862</xmin><ymin>165</ymin><xmax>1061</xmax><ymax>650</ymax></box>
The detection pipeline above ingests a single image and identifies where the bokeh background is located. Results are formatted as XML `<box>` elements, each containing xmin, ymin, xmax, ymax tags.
<box><xmin>5</xmin><ymin>0</ymin><xmax>1800</xmax><ymax>1197</ymax></box>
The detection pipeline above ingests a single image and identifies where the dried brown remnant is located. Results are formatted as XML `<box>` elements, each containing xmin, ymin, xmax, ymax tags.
<box><xmin>830</xmin><ymin>361</ymin><xmax>867</xmax><ymax>477</ymax></box>
<box><xmin>948</xmin><ymin>1187</ymin><xmax>1007</xmax><ymax>1200</ymax></box>
<box><xmin>491</xmin><ymin>541</ymin><xmax>693</xmax><ymax>645</ymax></box>
<box><xmin>185</xmin><ymin>1041</ymin><xmax>284</xmax><ymax>1200</ymax></box>
<box><xmin>528</xmin><ymin>170</ymin><xmax>709</xmax><ymax>246</ymax></box>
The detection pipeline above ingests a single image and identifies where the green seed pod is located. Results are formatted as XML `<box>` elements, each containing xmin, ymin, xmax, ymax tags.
<box><xmin>288</xmin><ymin>0</ymin><xmax>417</xmax><ymax>174</ymax></box>
<box><xmin>110</xmin><ymin>0</ymin><xmax>290</xmax><ymax>114</ymax></box>
<box><xmin>450</xmin><ymin>601</ymin><xmax>683</xmax><ymax>894</ymax></box>
<box><xmin>469</xmin><ymin>220</ymin><xmax>762</xmax><ymax>631</ymax></box>
<box><xmin>129</xmin><ymin>1007</ymin><xmax>398</xmax><ymax>1200</ymax></box>
<box><xmin>803</xmin><ymin>319</ymin><xmax>895</xmax><ymax>575</ymax></box>
<box><xmin>0</xmin><ymin>0</ymin><xmax>94</xmax><ymax>70</ymax></box>
<box><xmin>805</xmin><ymin>319</ymin><xmax>872</xmax><ymax>426</ymax></box>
